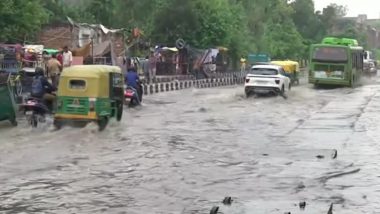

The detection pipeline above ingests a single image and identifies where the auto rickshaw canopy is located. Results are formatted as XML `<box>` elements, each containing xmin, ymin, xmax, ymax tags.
<box><xmin>58</xmin><ymin>65</ymin><xmax>122</xmax><ymax>98</ymax></box>
<box><xmin>270</xmin><ymin>60</ymin><xmax>300</xmax><ymax>73</ymax></box>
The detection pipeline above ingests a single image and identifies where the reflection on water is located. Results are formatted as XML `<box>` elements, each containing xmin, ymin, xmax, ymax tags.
<box><xmin>1</xmin><ymin>81</ymin><xmax>380</xmax><ymax>213</ymax></box>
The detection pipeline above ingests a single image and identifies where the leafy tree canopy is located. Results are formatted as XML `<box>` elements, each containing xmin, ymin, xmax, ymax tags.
<box><xmin>0</xmin><ymin>0</ymin><xmax>366</xmax><ymax>61</ymax></box>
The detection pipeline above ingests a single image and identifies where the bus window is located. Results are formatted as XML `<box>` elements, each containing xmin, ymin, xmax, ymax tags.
<box><xmin>356</xmin><ymin>52</ymin><xmax>363</xmax><ymax>69</ymax></box>
<box><xmin>352</xmin><ymin>53</ymin><xmax>356</xmax><ymax>68</ymax></box>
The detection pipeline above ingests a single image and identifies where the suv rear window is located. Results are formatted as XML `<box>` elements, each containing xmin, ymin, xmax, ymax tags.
<box><xmin>250</xmin><ymin>68</ymin><xmax>278</xmax><ymax>75</ymax></box>
<box><xmin>69</xmin><ymin>80</ymin><xmax>86</xmax><ymax>89</ymax></box>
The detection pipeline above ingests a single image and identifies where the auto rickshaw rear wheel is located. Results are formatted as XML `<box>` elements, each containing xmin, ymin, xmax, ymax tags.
<box><xmin>30</xmin><ymin>115</ymin><xmax>38</xmax><ymax>127</ymax></box>
<box><xmin>116</xmin><ymin>102</ymin><xmax>123</xmax><ymax>121</ymax></box>
<box><xmin>53</xmin><ymin>120</ymin><xmax>62</xmax><ymax>130</ymax></box>
<box><xmin>98</xmin><ymin>117</ymin><xmax>109</xmax><ymax>131</ymax></box>
<box><xmin>10</xmin><ymin>119</ymin><xmax>17</xmax><ymax>126</ymax></box>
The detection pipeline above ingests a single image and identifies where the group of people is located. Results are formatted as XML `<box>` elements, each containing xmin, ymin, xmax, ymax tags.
<box><xmin>45</xmin><ymin>46</ymin><xmax>73</xmax><ymax>88</ymax></box>
<box><xmin>30</xmin><ymin>46</ymin><xmax>73</xmax><ymax>109</ymax></box>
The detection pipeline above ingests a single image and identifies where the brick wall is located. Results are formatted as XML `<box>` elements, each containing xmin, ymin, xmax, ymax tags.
<box><xmin>37</xmin><ymin>23</ymin><xmax>124</xmax><ymax>55</ymax></box>
<box><xmin>37</xmin><ymin>23</ymin><xmax>74</xmax><ymax>49</ymax></box>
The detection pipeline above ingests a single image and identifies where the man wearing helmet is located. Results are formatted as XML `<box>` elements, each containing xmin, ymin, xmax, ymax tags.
<box><xmin>31</xmin><ymin>67</ymin><xmax>56</xmax><ymax>108</ymax></box>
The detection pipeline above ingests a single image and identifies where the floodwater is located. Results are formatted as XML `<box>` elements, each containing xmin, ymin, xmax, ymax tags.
<box><xmin>1</xmin><ymin>76</ymin><xmax>380</xmax><ymax>213</ymax></box>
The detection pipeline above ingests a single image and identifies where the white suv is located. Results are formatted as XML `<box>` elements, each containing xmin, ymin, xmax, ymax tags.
<box><xmin>244</xmin><ymin>64</ymin><xmax>291</xmax><ymax>97</ymax></box>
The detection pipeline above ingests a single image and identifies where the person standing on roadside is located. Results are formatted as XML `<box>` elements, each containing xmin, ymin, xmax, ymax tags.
<box><xmin>240</xmin><ymin>56</ymin><xmax>246</xmax><ymax>73</ymax></box>
<box><xmin>57</xmin><ymin>50</ymin><xmax>63</xmax><ymax>66</ymax></box>
<box><xmin>62</xmin><ymin>46</ymin><xmax>73</xmax><ymax>68</ymax></box>
<box><xmin>47</xmin><ymin>54</ymin><xmax>62</xmax><ymax>88</ymax></box>
<box><xmin>148</xmin><ymin>52</ymin><xmax>157</xmax><ymax>84</ymax></box>
<box><xmin>141</xmin><ymin>56</ymin><xmax>150</xmax><ymax>84</ymax></box>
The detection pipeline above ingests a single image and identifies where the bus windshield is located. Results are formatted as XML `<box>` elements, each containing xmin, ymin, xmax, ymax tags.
<box><xmin>312</xmin><ymin>47</ymin><xmax>348</xmax><ymax>62</ymax></box>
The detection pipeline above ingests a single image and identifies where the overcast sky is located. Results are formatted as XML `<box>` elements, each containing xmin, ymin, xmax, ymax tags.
<box><xmin>314</xmin><ymin>0</ymin><xmax>379</xmax><ymax>19</ymax></box>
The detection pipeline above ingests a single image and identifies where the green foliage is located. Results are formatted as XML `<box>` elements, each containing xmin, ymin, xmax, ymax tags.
<box><xmin>0</xmin><ymin>0</ymin><xmax>369</xmax><ymax>65</ymax></box>
<box><xmin>290</xmin><ymin>0</ymin><xmax>324</xmax><ymax>41</ymax></box>
<box><xmin>42</xmin><ymin>0</ymin><xmax>93</xmax><ymax>23</ymax></box>
<box><xmin>86</xmin><ymin>0</ymin><xmax>118</xmax><ymax>27</ymax></box>
<box><xmin>0</xmin><ymin>0</ymin><xmax>48</xmax><ymax>42</ymax></box>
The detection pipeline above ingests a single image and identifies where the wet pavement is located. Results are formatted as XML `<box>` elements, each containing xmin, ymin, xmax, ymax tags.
<box><xmin>1</xmin><ymin>77</ymin><xmax>380</xmax><ymax>213</ymax></box>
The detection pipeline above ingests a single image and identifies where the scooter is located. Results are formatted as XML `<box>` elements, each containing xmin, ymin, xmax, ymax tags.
<box><xmin>19</xmin><ymin>97</ymin><xmax>51</xmax><ymax>127</ymax></box>
<box><xmin>124</xmin><ymin>83</ymin><xmax>143</xmax><ymax>107</ymax></box>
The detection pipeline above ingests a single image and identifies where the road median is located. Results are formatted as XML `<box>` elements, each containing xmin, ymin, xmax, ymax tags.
<box><xmin>142</xmin><ymin>72</ymin><xmax>246</xmax><ymax>95</ymax></box>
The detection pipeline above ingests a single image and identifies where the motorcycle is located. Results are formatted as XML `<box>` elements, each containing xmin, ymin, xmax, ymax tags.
<box><xmin>19</xmin><ymin>97</ymin><xmax>51</xmax><ymax>127</ymax></box>
<box><xmin>124</xmin><ymin>83</ymin><xmax>143</xmax><ymax>107</ymax></box>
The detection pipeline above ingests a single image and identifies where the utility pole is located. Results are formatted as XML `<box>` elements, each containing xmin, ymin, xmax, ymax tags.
<box><xmin>91</xmin><ymin>37</ymin><xmax>94</xmax><ymax>64</ymax></box>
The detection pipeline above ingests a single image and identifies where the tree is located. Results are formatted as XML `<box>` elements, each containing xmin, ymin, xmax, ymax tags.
<box><xmin>0</xmin><ymin>0</ymin><xmax>48</xmax><ymax>42</ymax></box>
<box><xmin>1</xmin><ymin>0</ymin><xmax>360</xmax><ymax>64</ymax></box>
<box><xmin>321</xmin><ymin>3</ymin><xmax>348</xmax><ymax>34</ymax></box>
<box><xmin>42</xmin><ymin>0</ymin><xmax>92</xmax><ymax>23</ymax></box>
<box><xmin>291</xmin><ymin>0</ymin><xmax>325</xmax><ymax>41</ymax></box>
<box><xmin>86</xmin><ymin>0</ymin><xmax>118</xmax><ymax>27</ymax></box>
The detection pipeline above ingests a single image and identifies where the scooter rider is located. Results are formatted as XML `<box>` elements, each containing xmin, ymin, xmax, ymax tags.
<box><xmin>124</xmin><ymin>58</ymin><xmax>142</xmax><ymax>103</ymax></box>
<box><xmin>31</xmin><ymin>67</ymin><xmax>56</xmax><ymax>108</ymax></box>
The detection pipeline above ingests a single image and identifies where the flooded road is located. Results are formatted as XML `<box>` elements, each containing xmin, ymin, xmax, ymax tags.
<box><xmin>1</xmin><ymin>78</ymin><xmax>380</xmax><ymax>213</ymax></box>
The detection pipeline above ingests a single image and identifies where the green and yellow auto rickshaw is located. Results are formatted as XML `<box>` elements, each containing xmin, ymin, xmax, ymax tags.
<box><xmin>54</xmin><ymin>65</ymin><xmax>124</xmax><ymax>131</ymax></box>
<box><xmin>271</xmin><ymin>60</ymin><xmax>300</xmax><ymax>85</ymax></box>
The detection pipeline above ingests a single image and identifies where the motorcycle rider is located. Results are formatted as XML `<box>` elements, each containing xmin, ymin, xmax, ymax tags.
<box><xmin>124</xmin><ymin>58</ymin><xmax>142</xmax><ymax>104</ymax></box>
<box><xmin>31</xmin><ymin>67</ymin><xmax>56</xmax><ymax>110</ymax></box>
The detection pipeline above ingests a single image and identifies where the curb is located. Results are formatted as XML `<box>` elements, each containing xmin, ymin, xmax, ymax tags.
<box><xmin>142</xmin><ymin>72</ymin><xmax>246</xmax><ymax>96</ymax></box>
<box><xmin>141</xmin><ymin>75</ymin><xmax>195</xmax><ymax>84</ymax></box>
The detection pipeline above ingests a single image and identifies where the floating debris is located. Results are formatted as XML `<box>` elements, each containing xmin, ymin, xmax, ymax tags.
<box><xmin>222</xmin><ymin>196</ymin><xmax>233</xmax><ymax>205</ymax></box>
<box><xmin>299</xmin><ymin>201</ymin><xmax>306</xmax><ymax>210</ymax></box>
<box><xmin>210</xmin><ymin>206</ymin><xmax>219</xmax><ymax>214</ymax></box>
<box><xmin>327</xmin><ymin>203</ymin><xmax>333</xmax><ymax>214</ymax></box>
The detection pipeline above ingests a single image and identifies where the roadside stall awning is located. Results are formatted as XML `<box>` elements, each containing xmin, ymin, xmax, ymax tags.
<box><xmin>24</xmin><ymin>45</ymin><xmax>44</xmax><ymax>54</ymax></box>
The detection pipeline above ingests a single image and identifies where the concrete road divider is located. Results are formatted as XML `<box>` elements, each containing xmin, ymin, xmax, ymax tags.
<box><xmin>142</xmin><ymin>72</ymin><xmax>246</xmax><ymax>95</ymax></box>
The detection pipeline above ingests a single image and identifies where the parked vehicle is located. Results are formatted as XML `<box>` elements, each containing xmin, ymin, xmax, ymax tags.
<box><xmin>245</xmin><ymin>64</ymin><xmax>291</xmax><ymax>98</ymax></box>
<box><xmin>54</xmin><ymin>65</ymin><xmax>124</xmax><ymax>131</ymax></box>
<box><xmin>0</xmin><ymin>73</ymin><xmax>18</xmax><ymax>126</ymax></box>
<box><xmin>271</xmin><ymin>60</ymin><xmax>300</xmax><ymax>85</ymax></box>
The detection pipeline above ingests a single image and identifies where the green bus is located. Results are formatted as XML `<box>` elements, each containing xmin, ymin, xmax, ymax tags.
<box><xmin>309</xmin><ymin>37</ymin><xmax>364</xmax><ymax>87</ymax></box>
